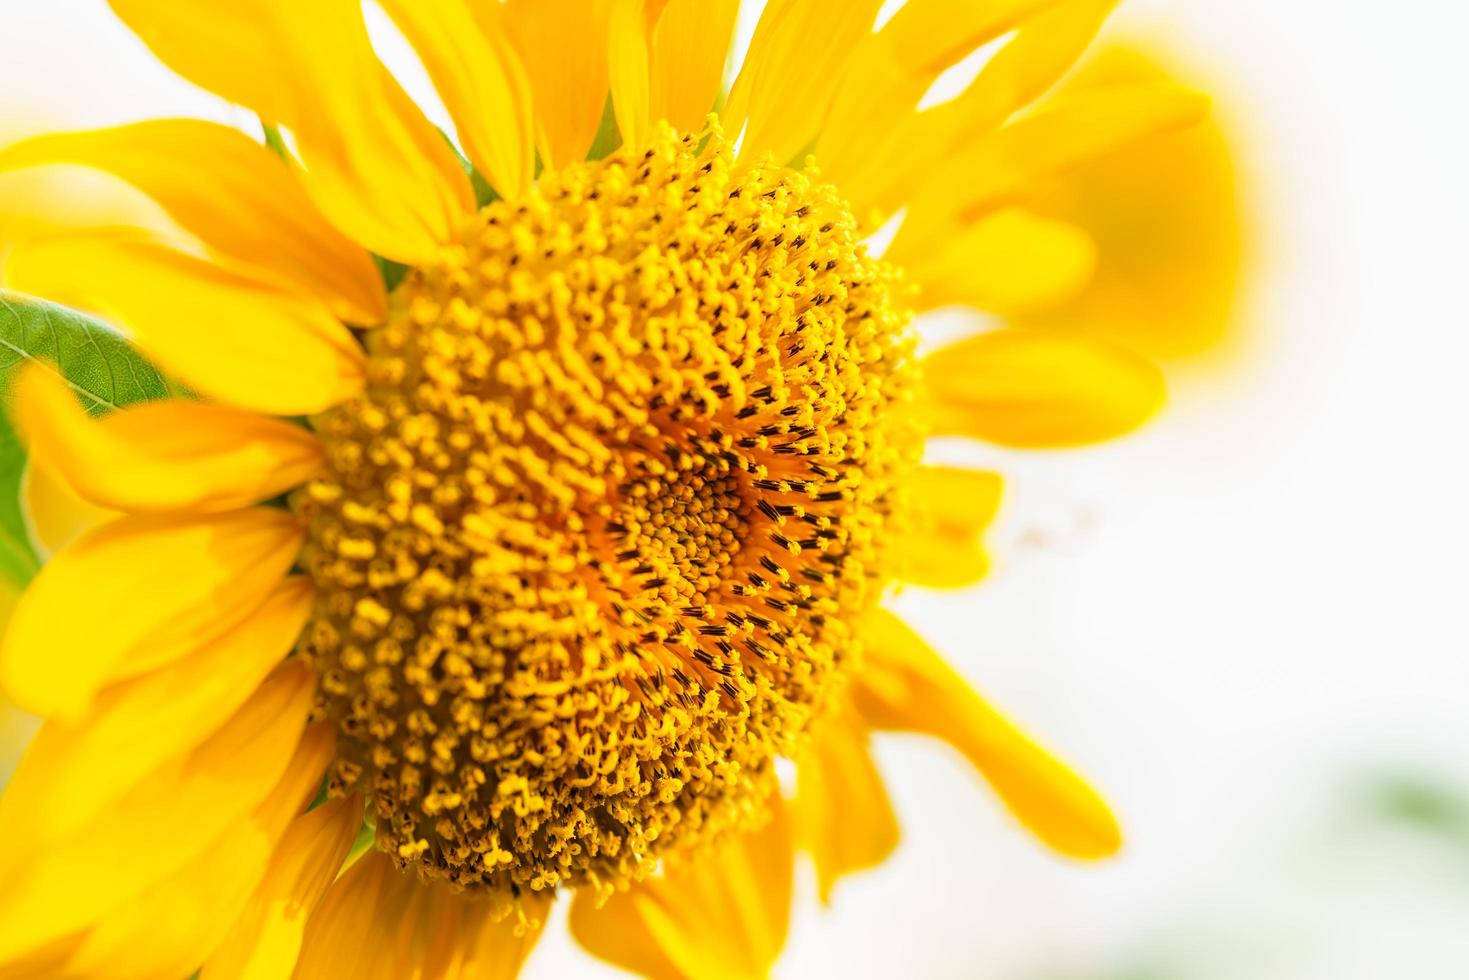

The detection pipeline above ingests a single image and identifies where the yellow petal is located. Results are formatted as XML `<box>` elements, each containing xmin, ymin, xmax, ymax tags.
<box><xmin>910</xmin><ymin>466</ymin><xmax>1004</xmax><ymax>533</ymax></box>
<box><xmin>20</xmin><ymin>459</ymin><xmax>115</xmax><ymax>559</ymax></box>
<box><xmin>378</xmin><ymin>0</ymin><xmax>535</xmax><ymax>200</ymax></box>
<box><xmin>55</xmin><ymin>723</ymin><xmax>334</xmax><ymax>980</ymax></box>
<box><xmin>795</xmin><ymin>702</ymin><xmax>900</xmax><ymax>902</ymax></box>
<box><xmin>108</xmin><ymin>0</ymin><xmax>473</xmax><ymax>263</ymax></box>
<box><xmin>894</xmin><ymin>466</ymin><xmax>1003</xmax><ymax>589</ymax></box>
<box><xmin>1015</xmin><ymin>42</ymin><xmax>1245</xmax><ymax>361</ymax></box>
<box><xmin>855</xmin><ymin>610</ymin><xmax>1122</xmax><ymax>859</ymax></box>
<box><xmin>901</xmin><ymin>208</ymin><xmax>1097</xmax><ymax>315</ymax></box>
<box><xmin>647</xmin><ymin>0</ymin><xmax>739</xmax><ymax>135</ymax></box>
<box><xmin>201</xmin><ymin>796</ymin><xmax>363</xmax><ymax>980</ymax></box>
<box><xmin>819</xmin><ymin>0</ymin><xmax>1058</xmax><ymax>191</ymax></box>
<box><xmin>15</xmin><ymin>363</ymin><xmax>323</xmax><ymax>514</ymax></box>
<box><xmin>571</xmin><ymin>797</ymin><xmax>793</xmax><ymax>978</ymax></box>
<box><xmin>922</xmin><ymin>329</ymin><xmax>1165</xmax><ymax>448</ymax></box>
<box><xmin>0</xmin><ymin>661</ymin><xmax>317</xmax><ymax>965</ymax></box>
<box><xmin>723</xmin><ymin>0</ymin><xmax>886</xmax><ymax>165</ymax></box>
<box><xmin>608</xmin><ymin>0</ymin><xmax>654</xmax><ymax>151</ymax></box>
<box><xmin>4</xmin><ymin>231</ymin><xmax>365</xmax><ymax>415</ymax></box>
<box><xmin>292</xmin><ymin>850</ymin><xmax>551</xmax><ymax>980</ymax></box>
<box><xmin>444</xmin><ymin>891</ymin><xmax>554</xmax><ymax>980</ymax></box>
<box><xmin>0</xmin><ymin>120</ymin><xmax>386</xmax><ymax>325</ymax></box>
<box><xmin>836</xmin><ymin>0</ymin><xmax>1116</xmax><ymax>222</ymax></box>
<box><xmin>0</xmin><ymin>578</ymin><xmax>313</xmax><ymax>846</ymax></box>
<box><xmin>897</xmin><ymin>82</ymin><xmax>1210</xmax><ymax>252</ymax></box>
<box><xmin>0</xmin><ymin>507</ymin><xmax>303</xmax><ymax>719</ymax></box>
<box><xmin>496</xmin><ymin>0</ymin><xmax>613</xmax><ymax>169</ymax></box>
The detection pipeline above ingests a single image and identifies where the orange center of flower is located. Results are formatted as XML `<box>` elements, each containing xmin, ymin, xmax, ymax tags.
<box><xmin>293</xmin><ymin>129</ymin><xmax>920</xmax><ymax>896</ymax></box>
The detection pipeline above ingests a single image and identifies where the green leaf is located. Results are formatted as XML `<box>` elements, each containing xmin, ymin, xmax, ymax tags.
<box><xmin>0</xmin><ymin>292</ymin><xmax>173</xmax><ymax>587</ymax></box>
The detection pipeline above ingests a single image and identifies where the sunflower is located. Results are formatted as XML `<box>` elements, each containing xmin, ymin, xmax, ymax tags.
<box><xmin>0</xmin><ymin>0</ymin><xmax>1209</xmax><ymax>976</ymax></box>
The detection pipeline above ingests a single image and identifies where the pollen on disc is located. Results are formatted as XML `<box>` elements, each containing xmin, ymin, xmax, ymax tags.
<box><xmin>293</xmin><ymin>125</ymin><xmax>921</xmax><ymax>896</ymax></box>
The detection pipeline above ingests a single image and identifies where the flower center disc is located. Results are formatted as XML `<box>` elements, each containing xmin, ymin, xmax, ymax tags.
<box><xmin>296</xmin><ymin>129</ymin><xmax>919</xmax><ymax>895</ymax></box>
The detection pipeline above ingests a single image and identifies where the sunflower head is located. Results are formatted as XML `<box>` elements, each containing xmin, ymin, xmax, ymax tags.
<box><xmin>295</xmin><ymin>125</ymin><xmax>922</xmax><ymax>894</ymax></box>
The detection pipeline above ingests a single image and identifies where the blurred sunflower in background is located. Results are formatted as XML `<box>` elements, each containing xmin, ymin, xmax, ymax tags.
<box><xmin>0</xmin><ymin>0</ymin><xmax>1241</xmax><ymax>977</ymax></box>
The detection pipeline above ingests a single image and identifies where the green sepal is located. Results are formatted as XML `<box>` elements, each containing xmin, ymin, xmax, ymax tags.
<box><xmin>0</xmin><ymin>292</ymin><xmax>175</xmax><ymax>587</ymax></box>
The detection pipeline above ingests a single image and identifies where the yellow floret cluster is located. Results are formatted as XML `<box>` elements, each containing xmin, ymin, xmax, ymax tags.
<box><xmin>293</xmin><ymin>127</ymin><xmax>921</xmax><ymax>896</ymax></box>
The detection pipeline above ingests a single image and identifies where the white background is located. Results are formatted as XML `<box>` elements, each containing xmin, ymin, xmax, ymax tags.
<box><xmin>3</xmin><ymin>1</ymin><xmax>1469</xmax><ymax>977</ymax></box>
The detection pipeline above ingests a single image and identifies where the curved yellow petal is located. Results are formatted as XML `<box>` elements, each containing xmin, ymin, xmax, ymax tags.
<box><xmin>647</xmin><ymin>0</ymin><xmax>739</xmax><ymax>135</ymax></box>
<box><xmin>378</xmin><ymin>0</ymin><xmax>535</xmax><ymax>200</ymax></box>
<box><xmin>834</xmin><ymin>0</ymin><xmax>1104</xmax><ymax>223</ymax></box>
<box><xmin>608</xmin><ymin>0</ymin><xmax>654</xmax><ymax>151</ymax></box>
<box><xmin>897</xmin><ymin>82</ymin><xmax>1210</xmax><ymax>252</ymax></box>
<box><xmin>0</xmin><ymin>661</ymin><xmax>317</xmax><ymax>966</ymax></box>
<box><xmin>571</xmin><ymin>798</ymin><xmax>793</xmax><ymax>978</ymax></box>
<box><xmin>20</xmin><ymin>459</ymin><xmax>116</xmax><ymax>559</ymax></box>
<box><xmin>894</xmin><ymin>466</ymin><xmax>1003</xmax><ymax>589</ymax></box>
<box><xmin>4</xmin><ymin>232</ymin><xmax>365</xmax><ymax>415</ymax></box>
<box><xmin>855</xmin><ymin>610</ymin><xmax>1122</xmax><ymax>859</ymax></box>
<box><xmin>723</xmin><ymin>0</ymin><xmax>885</xmax><ymax>165</ymax></box>
<box><xmin>54</xmin><ymin>723</ymin><xmax>334</xmax><ymax>980</ymax></box>
<box><xmin>445</xmin><ymin>891</ymin><xmax>554</xmax><ymax>980</ymax></box>
<box><xmin>568</xmin><ymin>891</ymin><xmax>680</xmax><ymax>980</ymax></box>
<box><xmin>795</xmin><ymin>702</ymin><xmax>900</xmax><ymax>902</ymax></box>
<box><xmin>15</xmin><ymin>363</ymin><xmax>323</xmax><ymax>514</ymax></box>
<box><xmin>0</xmin><ymin>578</ymin><xmax>312</xmax><ymax>846</ymax></box>
<box><xmin>1016</xmin><ymin>42</ymin><xmax>1245</xmax><ymax>361</ymax></box>
<box><xmin>201</xmin><ymin>795</ymin><xmax>362</xmax><ymax>980</ymax></box>
<box><xmin>292</xmin><ymin>850</ymin><xmax>550</xmax><ymax>980</ymax></box>
<box><xmin>496</xmin><ymin>0</ymin><xmax>613</xmax><ymax>169</ymax></box>
<box><xmin>0</xmin><ymin>507</ymin><xmax>303</xmax><ymax>719</ymax></box>
<box><xmin>910</xmin><ymin>466</ymin><xmax>1005</xmax><ymax>533</ymax></box>
<box><xmin>0</xmin><ymin>156</ymin><xmax>177</xmax><ymax>250</ymax></box>
<box><xmin>902</xmin><ymin>208</ymin><xmax>1097</xmax><ymax>315</ymax></box>
<box><xmin>0</xmin><ymin>120</ymin><xmax>386</xmax><ymax>325</ymax></box>
<box><xmin>108</xmin><ymin>0</ymin><xmax>473</xmax><ymax>262</ymax></box>
<box><xmin>819</xmin><ymin>0</ymin><xmax>1058</xmax><ymax>193</ymax></box>
<box><xmin>922</xmin><ymin>329</ymin><xmax>1165</xmax><ymax>448</ymax></box>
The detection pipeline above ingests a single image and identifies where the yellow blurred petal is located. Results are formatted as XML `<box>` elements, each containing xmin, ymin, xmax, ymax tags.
<box><xmin>108</xmin><ymin>0</ymin><xmax>473</xmax><ymax>263</ymax></box>
<box><xmin>571</xmin><ymin>798</ymin><xmax>793</xmax><ymax>978</ymax></box>
<box><xmin>608</xmin><ymin>0</ymin><xmax>654</xmax><ymax>151</ymax></box>
<box><xmin>855</xmin><ymin>610</ymin><xmax>1122</xmax><ymax>859</ymax></box>
<box><xmin>723</xmin><ymin>0</ymin><xmax>885</xmax><ymax>165</ymax></box>
<box><xmin>0</xmin><ymin>661</ymin><xmax>317</xmax><ymax>965</ymax></box>
<box><xmin>15</xmin><ymin>363</ymin><xmax>322</xmax><ymax>514</ymax></box>
<box><xmin>911</xmin><ymin>466</ymin><xmax>1005</xmax><ymax>533</ymax></box>
<box><xmin>292</xmin><ymin>850</ymin><xmax>550</xmax><ymax>980</ymax></box>
<box><xmin>902</xmin><ymin>208</ymin><xmax>1097</xmax><ymax>314</ymax></box>
<box><xmin>0</xmin><ymin>120</ymin><xmax>385</xmax><ymax>325</ymax></box>
<box><xmin>20</xmin><ymin>459</ymin><xmax>115</xmax><ymax>559</ymax></box>
<box><xmin>894</xmin><ymin>535</ymin><xmax>991</xmax><ymax>589</ymax></box>
<box><xmin>894</xmin><ymin>466</ymin><xmax>1003</xmax><ymax>589</ymax></box>
<box><xmin>4</xmin><ymin>232</ymin><xmax>365</xmax><ymax>415</ymax></box>
<box><xmin>379</xmin><ymin>0</ymin><xmax>535</xmax><ymax>200</ymax></box>
<box><xmin>1016</xmin><ymin>42</ymin><xmax>1245</xmax><ymax>361</ymax></box>
<box><xmin>647</xmin><ymin>0</ymin><xmax>739</xmax><ymax>135</ymax></box>
<box><xmin>0</xmin><ymin>507</ymin><xmax>302</xmax><ymax>719</ymax></box>
<box><xmin>56</xmin><ymin>723</ymin><xmax>334</xmax><ymax>980</ymax></box>
<box><xmin>795</xmin><ymin>703</ymin><xmax>900</xmax><ymax>902</ymax></box>
<box><xmin>922</xmin><ymin>329</ymin><xmax>1165</xmax><ymax>448</ymax></box>
<box><xmin>496</xmin><ymin>0</ymin><xmax>612</xmax><ymax>169</ymax></box>
<box><xmin>0</xmin><ymin>578</ymin><xmax>312</xmax><ymax>846</ymax></box>
<box><xmin>838</xmin><ymin>0</ymin><xmax>1116</xmax><ymax>222</ymax></box>
<box><xmin>820</xmin><ymin>0</ymin><xmax>1057</xmax><ymax>190</ymax></box>
<box><xmin>201</xmin><ymin>795</ymin><xmax>362</xmax><ymax>980</ymax></box>
<box><xmin>0</xmin><ymin>162</ymin><xmax>177</xmax><ymax>251</ymax></box>
<box><xmin>897</xmin><ymin>82</ymin><xmax>1209</xmax><ymax>252</ymax></box>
